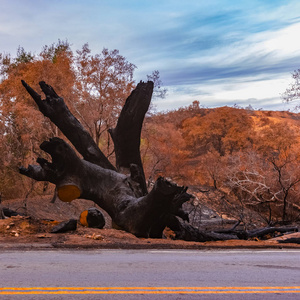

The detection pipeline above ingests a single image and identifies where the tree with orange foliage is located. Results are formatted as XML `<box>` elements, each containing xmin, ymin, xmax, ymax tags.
<box><xmin>0</xmin><ymin>41</ymin><xmax>139</xmax><ymax>198</ymax></box>
<box><xmin>223</xmin><ymin>118</ymin><xmax>300</xmax><ymax>225</ymax></box>
<box><xmin>74</xmin><ymin>44</ymin><xmax>136</xmax><ymax>156</ymax></box>
<box><xmin>178</xmin><ymin>106</ymin><xmax>300</xmax><ymax>226</ymax></box>
<box><xmin>0</xmin><ymin>41</ymin><xmax>76</xmax><ymax>198</ymax></box>
<box><xmin>141</xmin><ymin>117</ymin><xmax>190</xmax><ymax>184</ymax></box>
<box><xmin>224</xmin><ymin>149</ymin><xmax>300</xmax><ymax>225</ymax></box>
<box><xmin>140</xmin><ymin>102</ymin><xmax>204</xmax><ymax>185</ymax></box>
<box><xmin>181</xmin><ymin>106</ymin><xmax>254</xmax><ymax>157</ymax></box>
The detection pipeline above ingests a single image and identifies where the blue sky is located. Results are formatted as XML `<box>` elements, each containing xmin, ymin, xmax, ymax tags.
<box><xmin>1</xmin><ymin>0</ymin><xmax>300</xmax><ymax>111</ymax></box>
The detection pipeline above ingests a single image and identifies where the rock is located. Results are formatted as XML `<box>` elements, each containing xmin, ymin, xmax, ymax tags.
<box><xmin>80</xmin><ymin>208</ymin><xmax>105</xmax><ymax>229</ymax></box>
<box><xmin>10</xmin><ymin>231</ymin><xmax>20</xmax><ymax>237</ymax></box>
<box><xmin>51</xmin><ymin>219</ymin><xmax>77</xmax><ymax>233</ymax></box>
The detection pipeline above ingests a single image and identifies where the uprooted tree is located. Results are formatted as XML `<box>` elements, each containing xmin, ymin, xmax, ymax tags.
<box><xmin>19</xmin><ymin>80</ymin><xmax>298</xmax><ymax>241</ymax></box>
<box><xmin>19</xmin><ymin>80</ymin><xmax>196</xmax><ymax>239</ymax></box>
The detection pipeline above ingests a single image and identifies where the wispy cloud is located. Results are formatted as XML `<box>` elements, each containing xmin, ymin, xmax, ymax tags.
<box><xmin>0</xmin><ymin>0</ymin><xmax>300</xmax><ymax>111</ymax></box>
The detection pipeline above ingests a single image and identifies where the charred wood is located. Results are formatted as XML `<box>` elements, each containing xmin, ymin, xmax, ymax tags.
<box><xmin>247</xmin><ymin>226</ymin><xmax>298</xmax><ymax>239</ymax></box>
<box><xmin>21</xmin><ymin>80</ymin><xmax>115</xmax><ymax>170</ymax></box>
<box><xmin>278</xmin><ymin>238</ymin><xmax>300</xmax><ymax>244</ymax></box>
<box><xmin>19</xmin><ymin>81</ymin><xmax>194</xmax><ymax>239</ymax></box>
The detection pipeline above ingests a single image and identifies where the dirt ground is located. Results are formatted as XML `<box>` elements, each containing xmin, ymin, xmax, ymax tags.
<box><xmin>1</xmin><ymin>197</ymin><xmax>299</xmax><ymax>250</ymax></box>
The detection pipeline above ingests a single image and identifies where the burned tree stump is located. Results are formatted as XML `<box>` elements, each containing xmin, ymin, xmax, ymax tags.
<box><xmin>19</xmin><ymin>80</ymin><xmax>195</xmax><ymax>239</ymax></box>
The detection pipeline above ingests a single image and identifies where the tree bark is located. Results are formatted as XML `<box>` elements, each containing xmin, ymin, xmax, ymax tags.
<box><xmin>108</xmin><ymin>81</ymin><xmax>153</xmax><ymax>195</ymax></box>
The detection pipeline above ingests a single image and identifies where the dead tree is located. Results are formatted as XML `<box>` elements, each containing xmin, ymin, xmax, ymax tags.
<box><xmin>19</xmin><ymin>80</ymin><xmax>192</xmax><ymax>238</ymax></box>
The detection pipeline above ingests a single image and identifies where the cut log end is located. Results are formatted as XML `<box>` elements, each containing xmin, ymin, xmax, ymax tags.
<box><xmin>79</xmin><ymin>210</ymin><xmax>89</xmax><ymax>227</ymax></box>
<box><xmin>80</xmin><ymin>208</ymin><xmax>105</xmax><ymax>228</ymax></box>
<box><xmin>57</xmin><ymin>185</ymin><xmax>81</xmax><ymax>202</ymax></box>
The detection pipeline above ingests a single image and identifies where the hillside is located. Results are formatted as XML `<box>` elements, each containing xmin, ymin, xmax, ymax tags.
<box><xmin>141</xmin><ymin>106</ymin><xmax>300</xmax><ymax>227</ymax></box>
<box><xmin>2</xmin><ymin>105</ymin><xmax>300</xmax><ymax>230</ymax></box>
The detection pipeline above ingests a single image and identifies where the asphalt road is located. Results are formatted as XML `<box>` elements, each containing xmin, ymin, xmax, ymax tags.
<box><xmin>1</xmin><ymin>249</ymin><xmax>300</xmax><ymax>299</ymax></box>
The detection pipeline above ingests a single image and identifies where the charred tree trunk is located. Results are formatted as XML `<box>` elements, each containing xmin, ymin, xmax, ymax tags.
<box><xmin>19</xmin><ymin>80</ymin><xmax>193</xmax><ymax>238</ymax></box>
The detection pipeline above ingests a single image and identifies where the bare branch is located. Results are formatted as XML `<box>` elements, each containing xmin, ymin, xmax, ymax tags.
<box><xmin>21</xmin><ymin>80</ymin><xmax>115</xmax><ymax>170</ymax></box>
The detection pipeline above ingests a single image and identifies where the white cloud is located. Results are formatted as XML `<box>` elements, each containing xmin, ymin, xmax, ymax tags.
<box><xmin>155</xmin><ymin>75</ymin><xmax>293</xmax><ymax>111</ymax></box>
<box><xmin>1</xmin><ymin>0</ymin><xmax>300</xmax><ymax>112</ymax></box>
<box><xmin>155</xmin><ymin>17</ymin><xmax>300</xmax><ymax>111</ymax></box>
<box><xmin>262</xmin><ymin>22</ymin><xmax>300</xmax><ymax>57</ymax></box>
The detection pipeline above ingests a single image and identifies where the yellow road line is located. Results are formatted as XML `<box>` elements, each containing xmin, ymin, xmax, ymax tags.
<box><xmin>1</xmin><ymin>286</ymin><xmax>300</xmax><ymax>295</ymax></box>
<box><xmin>1</xmin><ymin>286</ymin><xmax>300</xmax><ymax>290</ymax></box>
<box><xmin>1</xmin><ymin>290</ymin><xmax>300</xmax><ymax>295</ymax></box>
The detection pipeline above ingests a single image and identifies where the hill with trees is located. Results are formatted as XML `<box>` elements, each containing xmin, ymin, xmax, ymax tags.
<box><xmin>1</xmin><ymin>41</ymin><xmax>300</xmax><ymax>231</ymax></box>
<box><xmin>142</xmin><ymin>105</ymin><xmax>300</xmax><ymax>227</ymax></box>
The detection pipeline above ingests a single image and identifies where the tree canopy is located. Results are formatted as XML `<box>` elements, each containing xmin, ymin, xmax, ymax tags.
<box><xmin>0</xmin><ymin>41</ymin><xmax>163</xmax><ymax>198</ymax></box>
